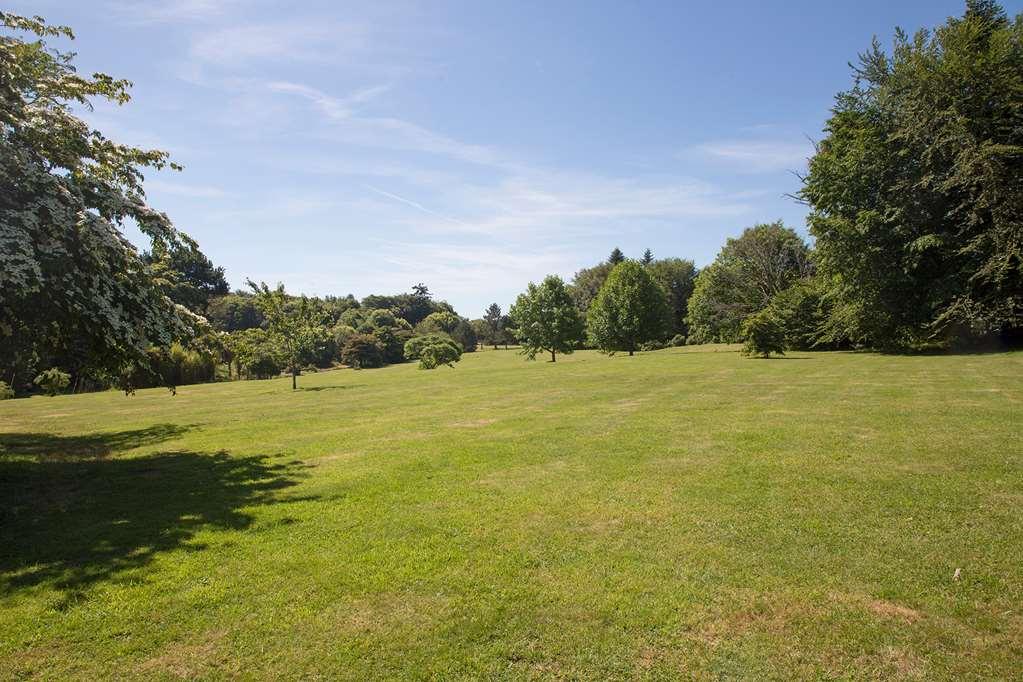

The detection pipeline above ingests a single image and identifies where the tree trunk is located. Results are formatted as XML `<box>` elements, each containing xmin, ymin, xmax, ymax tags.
<box><xmin>292</xmin><ymin>367</ymin><xmax>297</xmax><ymax>390</ymax></box>
<box><xmin>550</xmin><ymin>349</ymin><xmax>556</xmax><ymax>362</ymax></box>
<box><xmin>629</xmin><ymin>349</ymin><xmax>634</xmax><ymax>356</ymax></box>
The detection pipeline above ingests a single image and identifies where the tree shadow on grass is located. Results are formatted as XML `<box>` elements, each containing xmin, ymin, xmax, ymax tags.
<box><xmin>0</xmin><ymin>423</ymin><xmax>197</xmax><ymax>458</ymax></box>
<box><xmin>0</xmin><ymin>429</ymin><xmax>311</xmax><ymax>606</ymax></box>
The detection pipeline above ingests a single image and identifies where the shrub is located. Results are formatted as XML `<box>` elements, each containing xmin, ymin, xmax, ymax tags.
<box><xmin>668</xmin><ymin>334</ymin><xmax>686</xmax><ymax>347</ymax></box>
<box><xmin>766</xmin><ymin>279</ymin><xmax>831</xmax><ymax>350</ymax></box>
<box><xmin>373</xmin><ymin>326</ymin><xmax>413</xmax><ymax>364</ymax></box>
<box><xmin>34</xmin><ymin>367</ymin><xmax>70</xmax><ymax>396</ymax></box>
<box><xmin>245</xmin><ymin>351</ymin><xmax>282</xmax><ymax>379</ymax></box>
<box><xmin>0</xmin><ymin>381</ymin><xmax>14</xmax><ymax>400</ymax></box>
<box><xmin>741</xmin><ymin>310</ymin><xmax>786</xmax><ymax>358</ymax></box>
<box><xmin>418</xmin><ymin>339</ymin><xmax>462</xmax><ymax>369</ymax></box>
<box><xmin>638</xmin><ymin>340</ymin><xmax>666</xmax><ymax>352</ymax></box>
<box><xmin>404</xmin><ymin>333</ymin><xmax>459</xmax><ymax>360</ymax></box>
<box><xmin>341</xmin><ymin>334</ymin><xmax>384</xmax><ymax>369</ymax></box>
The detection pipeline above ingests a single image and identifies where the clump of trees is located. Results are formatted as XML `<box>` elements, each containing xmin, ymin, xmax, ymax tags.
<box><xmin>801</xmin><ymin>0</ymin><xmax>1023</xmax><ymax>349</ymax></box>
<box><xmin>685</xmin><ymin>222</ymin><xmax>813</xmax><ymax>345</ymax></box>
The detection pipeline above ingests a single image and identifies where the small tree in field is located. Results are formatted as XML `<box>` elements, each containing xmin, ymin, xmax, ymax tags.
<box><xmin>417</xmin><ymin>338</ymin><xmax>462</xmax><ymax>369</ymax></box>
<box><xmin>741</xmin><ymin>309</ymin><xmax>786</xmax><ymax>358</ymax></box>
<box><xmin>483</xmin><ymin>303</ymin><xmax>503</xmax><ymax>349</ymax></box>
<box><xmin>588</xmin><ymin>261</ymin><xmax>670</xmax><ymax>356</ymax></box>
<box><xmin>248</xmin><ymin>280</ymin><xmax>326</xmax><ymax>389</ymax></box>
<box><xmin>509</xmin><ymin>276</ymin><xmax>585</xmax><ymax>362</ymax></box>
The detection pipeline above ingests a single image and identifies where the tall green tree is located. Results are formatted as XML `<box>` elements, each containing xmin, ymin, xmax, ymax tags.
<box><xmin>608</xmin><ymin>247</ymin><xmax>625</xmax><ymax>265</ymax></box>
<box><xmin>483</xmin><ymin>303</ymin><xmax>503</xmax><ymax>349</ymax></box>
<box><xmin>587</xmin><ymin>261</ymin><xmax>670</xmax><ymax>355</ymax></box>
<box><xmin>0</xmin><ymin>12</ymin><xmax>201</xmax><ymax>392</ymax></box>
<box><xmin>801</xmin><ymin>1</ymin><xmax>1023</xmax><ymax>348</ymax></box>
<box><xmin>509</xmin><ymin>275</ymin><xmax>585</xmax><ymax>362</ymax></box>
<box><xmin>641</xmin><ymin>248</ymin><xmax>654</xmax><ymax>266</ymax></box>
<box><xmin>247</xmin><ymin>281</ymin><xmax>326</xmax><ymax>390</ymax></box>
<box><xmin>686</xmin><ymin>222</ymin><xmax>812</xmax><ymax>343</ymax></box>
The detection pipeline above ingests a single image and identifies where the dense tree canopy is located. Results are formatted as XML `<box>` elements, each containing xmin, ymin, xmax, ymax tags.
<box><xmin>144</xmin><ymin>242</ymin><xmax>229</xmax><ymax>314</ymax></box>
<box><xmin>569</xmin><ymin>261</ymin><xmax>614</xmax><ymax>312</ymax></box>
<box><xmin>509</xmin><ymin>275</ymin><xmax>585</xmax><ymax>362</ymax></box>
<box><xmin>646</xmin><ymin>257</ymin><xmax>698</xmax><ymax>338</ymax></box>
<box><xmin>0</xmin><ymin>12</ymin><xmax>203</xmax><ymax>392</ymax></box>
<box><xmin>587</xmin><ymin>261</ymin><xmax>670</xmax><ymax>355</ymax></box>
<box><xmin>686</xmin><ymin>222</ymin><xmax>813</xmax><ymax>344</ymax></box>
<box><xmin>802</xmin><ymin>0</ymin><xmax>1023</xmax><ymax>348</ymax></box>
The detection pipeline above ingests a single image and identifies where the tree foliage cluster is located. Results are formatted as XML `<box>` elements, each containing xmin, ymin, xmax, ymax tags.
<box><xmin>802</xmin><ymin>0</ymin><xmax>1023</xmax><ymax>349</ymax></box>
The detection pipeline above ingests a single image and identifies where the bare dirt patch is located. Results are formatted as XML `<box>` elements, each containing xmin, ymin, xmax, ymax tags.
<box><xmin>139</xmin><ymin>629</ymin><xmax>228</xmax><ymax>679</ymax></box>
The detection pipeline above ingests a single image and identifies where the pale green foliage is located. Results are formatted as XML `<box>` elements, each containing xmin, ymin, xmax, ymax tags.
<box><xmin>509</xmin><ymin>275</ymin><xmax>585</xmax><ymax>362</ymax></box>
<box><xmin>226</xmin><ymin>328</ymin><xmax>282</xmax><ymax>379</ymax></box>
<box><xmin>0</xmin><ymin>380</ymin><xmax>15</xmax><ymax>399</ymax></box>
<box><xmin>0</xmin><ymin>12</ymin><xmax>202</xmax><ymax>392</ymax></box>
<box><xmin>33</xmin><ymin>367</ymin><xmax>70</xmax><ymax>396</ymax></box>
<box><xmin>587</xmin><ymin>261</ymin><xmax>670</xmax><ymax>355</ymax></box>
<box><xmin>741</xmin><ymin>310</ymin><xmax>786</xmax><ymax>358</ymax></box>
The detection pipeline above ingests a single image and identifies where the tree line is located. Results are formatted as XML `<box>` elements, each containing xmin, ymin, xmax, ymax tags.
<box><xmin>2</xmin><ymin>2</ymin><xmax>1020</xmax><ymax>396</ymax></box>
<box><xmin>506</xmin><ymin>0</ymin><xmax>1022</xmax><ymax>360</ymax></box>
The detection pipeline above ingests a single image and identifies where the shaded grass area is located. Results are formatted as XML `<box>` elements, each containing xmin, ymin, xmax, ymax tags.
<box><xmin>0</xmin><ymin>346</ymin><xmax>1021</xmax><ymax>679</ymax></box>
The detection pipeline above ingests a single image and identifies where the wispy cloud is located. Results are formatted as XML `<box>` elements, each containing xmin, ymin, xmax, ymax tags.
<box><xmin>363</xmin><ymin>184</ymin><xmax>471</xmax><ymax>230</ymax></box>
<box><xmin>190</xmin><ymin>22</ymin><xmax>370</xmax><ymax>66</ymax></box>
<box><xmin>690</xmin><ymin>138</ymin><xmax>812</xmax><ymax>173</ymax></box>
<box><xmin>108</xmin><ymin>0</ymin><xmax>241</xmax><ymax>24</ymax></box>
<box><xmin>145</xmin><ymin>180</ymin><xmax>230</xmax><ymax>199</ymax></box>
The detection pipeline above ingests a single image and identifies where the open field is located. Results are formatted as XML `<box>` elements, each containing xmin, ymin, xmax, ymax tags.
<box><xmin>2</xmin><ymin>346</ymin><xmax>1022</xmax><ymax>679</ymax></box>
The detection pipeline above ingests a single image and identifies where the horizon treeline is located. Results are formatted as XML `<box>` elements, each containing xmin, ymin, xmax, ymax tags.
<box><xmin>2</xmin><ymin>1</ymin><xmax>1020</xmax><ymax>396</ymax></box>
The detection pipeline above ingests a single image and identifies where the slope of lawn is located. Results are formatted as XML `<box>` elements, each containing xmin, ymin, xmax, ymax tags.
<box><xmin>1</xmin><ymin>346</ymin><xmax>1022</xmax><ymax>679</ymax></box>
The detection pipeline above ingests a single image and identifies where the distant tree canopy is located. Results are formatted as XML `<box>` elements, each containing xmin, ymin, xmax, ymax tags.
<box><xmin>361</xmin><ymin>284</ymin><xmax>452</xmax><ymax>327</ymax></box>
<box><xmin>0</xmin><ymin>12</ymin><xmax>204</xmax><ymax>393</ymax></box>
<box><xmin>144</xmin><ymin>242</ymin><xmax>229</xmax><ymax>314</ymax></box>
<box><xmin>482</xmin><ymin>303</ymin><xmax>504</xmax><ymax>349</ymax></box>
<box><xmin>647</xmin><ymin>258</ymin><xmax>698</xmax><ymax>338</ymax></box>
<box><xmin>802</xmin><ymin>0</ymin><xmax>1023</xmax><ymax>349</ymax></box>
<box><xmin>510</xmin><ymin>275</ymin><xmax>585</xmax><ymax>362</ymax></box>
<box><xmin>686</xmin><ymin>222</ymin><xmax>813</xmax><ymax>344</ymax></box>
<box><xmin>569</xmin><ymin>262</ymin><xmax>614</xmax><ymax>313</ymax></box>
<box><xmin>588</xmin><ymin>261</ymin><xmax>670</xmax><ymax>355</ymax></box>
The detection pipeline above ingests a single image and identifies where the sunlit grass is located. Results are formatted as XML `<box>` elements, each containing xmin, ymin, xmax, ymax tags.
<box><xmin>2</xmin><ymin>346</ymin><xmax>1021</xmax><ymax>679</ymax></box>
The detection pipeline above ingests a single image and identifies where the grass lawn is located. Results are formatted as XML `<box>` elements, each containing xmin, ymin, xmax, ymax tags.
<box><xmin>1</xmin><ymin>346</ymin><xmax>1022</xmax><ymax>679</ymax></box>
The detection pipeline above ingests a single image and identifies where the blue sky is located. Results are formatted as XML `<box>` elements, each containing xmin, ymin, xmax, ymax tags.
<box><xmin>14</xmin><ymin>0</ymin><xmax>1020</xmax><ymax>315</ymax></box>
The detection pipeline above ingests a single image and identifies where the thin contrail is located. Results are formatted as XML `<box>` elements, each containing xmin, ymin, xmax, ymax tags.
<box><xmin>363</xmin><ymin>183</ymin><xmax>471</xmax><ymax>229</ymax></box>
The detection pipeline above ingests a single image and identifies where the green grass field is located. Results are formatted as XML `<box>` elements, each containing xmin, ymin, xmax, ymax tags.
<box><xmin>2</xmin><ymin>346</ymin><xmax>1022</xmax><ymax>679</ymax></box>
